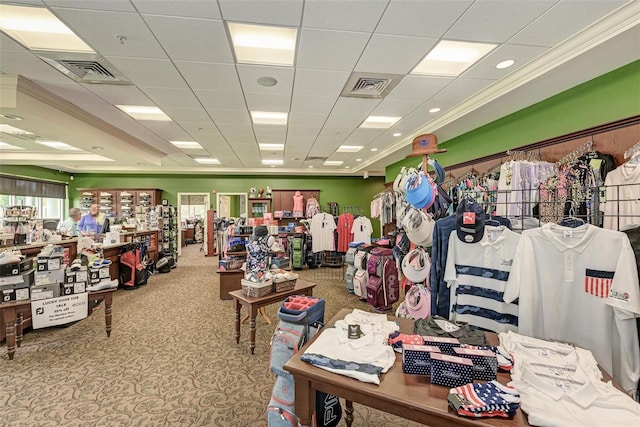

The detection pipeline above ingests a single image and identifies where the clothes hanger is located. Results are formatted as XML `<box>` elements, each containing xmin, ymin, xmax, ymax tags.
<box><xmin>557</xmin><ymin>201</ymin><xmax>585</xmax><ymax>228</ymax></box>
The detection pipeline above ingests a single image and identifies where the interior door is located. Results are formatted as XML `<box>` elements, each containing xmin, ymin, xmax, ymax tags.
<box><xmin>177</xmin><ymin>192</ymin><xmax>210</xmax><ymax>256</ymax></box>
<box><xmin>219</xmin><ymin>195</ymin><xmax>230</xmax><ymax>218</ymax></box>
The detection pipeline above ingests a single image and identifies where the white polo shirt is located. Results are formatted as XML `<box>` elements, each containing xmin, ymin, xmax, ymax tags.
<box><xmin>601</xmin><ymin>163</ymin><xmax>640</xmax><ymax>231</ymax></box>
<box><xmin>351</xmin><ymin>216</ymin><xmax>373</xmax><ymax>243</ymax></box>
<box><xmin>310</xmin><ymin>212</ymin><xmax>336</xmax><ymax>252</ymax></box>
<box><xmin>444</xmin><ymin>226</ymin><xmax>520</xmax><ymax>333</ymax></box>
<box><xmin>504</xmin><ymin>223</ymin><xmax>640</xmax><ymax>394</ymax></box>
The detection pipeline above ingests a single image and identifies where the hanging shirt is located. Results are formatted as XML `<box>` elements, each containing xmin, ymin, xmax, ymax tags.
<box><xmin>601</xmin><ymin>163</ymin><xmax>640</xmax><ymax>231</ymax></box>
<box><xmin>310</xmin><ymin>212</ymin><xmax>336</xmax><ymax>252</ymax></box>
<box><xmin>504</xmin><ymin>223</ymin><xmax>640</xmax><ymax>394</ymax></box>
<box><xmin>336</xmin><ymin>213</ymin><xmax>354</xmax><ymax>252</ymax></box>
<box><xmin>351</xmin><ymin>216</ymin><xmax>373</xmax><ymax>243</ymax></box>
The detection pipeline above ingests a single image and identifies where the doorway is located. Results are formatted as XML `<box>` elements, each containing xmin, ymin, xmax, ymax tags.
<box><xmin>177</xmin><ymin>192</ymin><xmax>211</xmax><ymax>257</ymax></box>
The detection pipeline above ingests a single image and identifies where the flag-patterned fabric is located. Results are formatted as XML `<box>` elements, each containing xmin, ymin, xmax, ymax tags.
<box><xmin>584</xmin><ymin>268</ymin><xmax>614</xmax><ymax>298</ymax></box>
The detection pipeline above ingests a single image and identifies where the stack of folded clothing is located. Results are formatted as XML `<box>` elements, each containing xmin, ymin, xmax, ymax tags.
<box><xmin>448</xmin><ymin>381</ymin><xmax>520</xmax><ymax>418</ymax></box>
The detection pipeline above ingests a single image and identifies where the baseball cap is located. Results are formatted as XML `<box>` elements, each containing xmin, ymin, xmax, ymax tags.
<box><xmin>455</xmin><ymin>198</ymin><xmax>485</xmax><ymax>243</ymax></box>
<box><xmin>254</xmin><ymin>225</ymin><xmax>268</xmax><ymax>238</ymax></box>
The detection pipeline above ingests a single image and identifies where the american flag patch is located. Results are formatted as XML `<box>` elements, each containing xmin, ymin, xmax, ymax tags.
<box><xmin>584</xmin><ymin>269</ymin><xmax>614</xmax><ymax>298</ymax></box>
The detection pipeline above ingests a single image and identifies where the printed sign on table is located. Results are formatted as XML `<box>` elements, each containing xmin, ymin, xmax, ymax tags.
<box><xmin>31</xmin><ymin>293</ymin><xmax>89</xmax><ymax>329</ymax></box>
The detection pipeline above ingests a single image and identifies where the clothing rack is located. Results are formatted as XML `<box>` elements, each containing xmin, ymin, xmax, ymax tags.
<box><xmin>505</xmin><ymin>149</ymin><xmax>540</xmax><ymax>161</ymax></box>
<box><xmin>343</xmin><ymin>206</ymin><xmax>364</xmax><ymax>216</ymax></box>
<box><xmin>557</xmin><ymin>140</ymin><xmax>594</xmax><ymax>165</ymax></box>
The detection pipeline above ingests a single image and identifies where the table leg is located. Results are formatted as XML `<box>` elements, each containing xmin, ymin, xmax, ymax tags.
<box><xmin>345</xmin><ymin>400</ymin><xmax>354</xmax><ymax>427</ymax></box>
<box><xmin>234</xmin><ymin>299</ymin><xmax>241</xmax><ymax>344</ymax></box>
<box><xmin>259</xmin><ymin>307</ymin><xmax>272</xmax><ymax>324</ymax></box>
<box><xmin>249</xmin><ymin>306</ymin><xmax>258</xmax><ymax>355</ymax></box>
<box><xmin>3</xmin><ymin>308</ymin><xmax>17</xmax><ymax>360</ymax></box>
<box><xmin>293</xmin><ymin>377</ymin><xmax>313</xmax><ymax>427</ymax></box>
<box><xmin>104</xmin><ymin>293</ymin><xmax>113</xmax><ymax>337</ymax></box>
<box><xmin>16</xmin><ymin>312</ymin><xmax>23</xmax><ymax>348</ymax></box>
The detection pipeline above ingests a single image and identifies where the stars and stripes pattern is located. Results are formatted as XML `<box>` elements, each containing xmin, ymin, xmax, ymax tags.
<box><xmin>448</xmin><ymin>381</ymin><xmax>520</xmax><ymax>418</ymax></box>
<box><xmin>584</xmin><ymin>269</ymin><xmax>615</xmax><ymax>298</ymax></box>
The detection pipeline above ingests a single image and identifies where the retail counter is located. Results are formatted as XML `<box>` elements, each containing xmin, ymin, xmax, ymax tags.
<box><xmin>7</xmin><ymin>238</ymin><xmax>78</xmax><ymax>261</ymax></box>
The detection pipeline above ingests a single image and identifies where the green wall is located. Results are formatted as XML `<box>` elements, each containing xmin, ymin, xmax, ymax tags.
<box><xmin>0</xmin><ymin>165</ymin><xmax>72</xmax><ymax>184</ymax></box>
<box><xmin>386</xmin><ymin>59</ymin><xmax>640</xmax><ymax>181</ymax></box>
<box><xmin>68</xmin><ymin>174</ymin><xmax>385</xmax><ymax>235</ymax></box>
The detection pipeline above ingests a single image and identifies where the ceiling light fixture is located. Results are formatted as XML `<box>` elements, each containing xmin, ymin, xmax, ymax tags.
<box><xmin>170</xmin><ymin>140</ymin><xmax>203</xmax><ymax>149</ymax></box>
<box><xmin>194</xmin><ymin>158</ymin><xmax>221</xmax><ymax>165</ymax></box>
<box><xmin>251</xmin><ymin>111</ymin><xmax>288</xmax><ymax>125</ymax></box>
<box><xmin>308</xmin><ymin>165</ymin><xmax>314</xmax><ymax>169</ymax></box>
<box><xmin>411</xmin><ymin>39</ymin><xmax>497</xmax><ymax>77</ymax></box>
<box><xmin>35</xmin><ymin>140</ymin><xmax>81</xmax><ymax>151</ymax></box>
<box><xmin>0</xmin><ymin>124</ymin><xmax>32</xmax><ymax>135</ymax></box>
<box><xmin>323</xmin><ymin>160</ymin><xmax>343</xmax><ymax>166</ymax></box>
<box><xmin>0</xmin><ymin>113</ymin><xmax>23</xmax><ymax>121</ymax></box>
<box><xmin>393</xmin><ymin>132</ymin><xmax>402</xmax><ymax>137</ymax></box>
<box><xmin>370</xmin><ymin>148</ymin><xmax>378</xmax><ymax>152</ymax></box>
<box><xmin>336</xmin><ymin>145</ymin><xmax>363</xmax><ymax>153</ymax></box>
<box><xmin>360</xmin><ymin>116</ymin><xmax>401</xmax><ymax>129</ymax></box>
<box><xmin>258</xmin><ymin>143</ymin><xmax>284</xmax><ymax>151</ymax></box>
<box><xmin>257</xmin><ymin>76</ymin><xmax>278</xmax><ymax>87</ymax></box>
<box><xmin>0</xmin><ymin>141</ymin><xmax>24</xmax><ymax>150</ymax></box>
<box><xmin>262</xmin><ymin>159</ymin><xmax>283</xmax><ymax>165</ymax></box>
<box><xmin>90</xmin><ymin>145</ymin><xmax>104</xmax><ymax>150</ymax></box>
<box><xmin>345</xmin><ymin>166</ymin><xmax>351</xmax><ymax>169</ymax></box>
<box><xmin>0</xmin><ymin>4</ymin><xmax>95</xmax><ymax>53</ymax></box>
<box><xmin>228</xmin><ymin>22</ymin><xmax>297</xmax><ymax>66</ymax></box>
<box><xmin>356</xmin><ymin>158</ymin><xmax>362</xmax><ymax>162</ymax></box>
<box><xmin>496</xmin><ymin>59</ymin><xmax>515</xmax><ymax>69</ymax></box>
<box><xmin>429</xmin><ymin>107</ymin><xmax>441</xmax><ymax>113</ymax></box>
<box><xmin>116</xmin><ymin>105</ymin><xmax>172</xmax><ymax>121</ymax></box>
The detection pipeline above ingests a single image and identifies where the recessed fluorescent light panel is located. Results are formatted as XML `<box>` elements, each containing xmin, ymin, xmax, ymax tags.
<box><xmin>170</xmin><ymin>141</ymin><xmax>203</xmax><ymax>149</ymax></box>
<box><xmin>0</xmin><ymin>4</ymin><xmax>95</xmax><ymax>53</ymax></box>
<box><xmin>251</xmin><ymin>111</ymin><xmax>288</xmax><ymax>125</ymax></box>
<box><xmin>116</xmin><ymin>105</ymin><xmax>172</xmax><ymax>121</ymax></box>
<box><xmin>228</xmin><ymin>22</ymin><xmax>297</xmax><ymax>66</ymax></box>
<box><xmin>360</xmin><ymin>116</ymin><xmax>401</xmax><ymax>129</ymax></box>
<box><xmin>35</xmin><ymin>140</ymin><xmax>81</xmax><ymax>151</ymax></box>
<box><xmin>259</xmin><ymin>143</ymin><xmax>284</xmax><ymax>151</ymax></box>
<box><xmin>262</xmin><ymin>159</ymin><xmax>283</xmax><ymax>165</ymax></box>
<box><xmin>323</xmin><ymin>160</ymin><xmax>344</xmax><ymax>166</ymax></box>
<box><xmin>194</xmin><ymin>158</ymin><xmax>221</xmax><ymax>164</ymax></box>
<box><xmin>429</xmin><ymin>107</ymin><xmax>441</xmax><ymax>113</ymax></box>
<box><xmin>0</xmin><ymin>142</ymin><xmax>24</xmax><ymax>150</ymax></box>
<box><xmin>496</xmin><ymin>59</ymin><xmax>515</xmax><ymax>69</ymax></box>
<box><xmin>336</xmin><ymin>145</ymin><xmax>362</xmax><ymax>153</ymax></box>
<box><xmin>411</xmin><ymin>40</ymin><xmax>497</xmax><ymax>77</ymax></box>
<box><xmin>0</xmin><ymin>124</ymin><xmax>33</xmax><ymax>135</ymax></box>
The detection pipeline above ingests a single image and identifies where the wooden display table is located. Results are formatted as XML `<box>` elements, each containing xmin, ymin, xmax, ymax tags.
<box><xmin>1</xmin><ymin>288</ymin><xmax>116</xmax><ymax>360</ymax></box>
<box><xmin>217</xmin><ymin>269</ymin><xmax>244</xmax><ymax>300</ymax></box>
<box><xmin>229</xmin><ymin>279</ymin><xmax>316</xmax><ymax>355</ymax></box>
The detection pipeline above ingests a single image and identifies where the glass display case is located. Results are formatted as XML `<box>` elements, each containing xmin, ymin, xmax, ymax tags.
<box><xmin>248</xmin><ymin>198</ymin><xmax>271</xmax><ymax>218</ymax></box>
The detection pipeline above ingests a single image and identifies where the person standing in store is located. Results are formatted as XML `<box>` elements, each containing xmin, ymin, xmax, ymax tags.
<box><xmin>78</xmin><ymin>203</ymin><xmax>102</xmax><ymax>235</ymax></box>
<box><xmin>57</xmin><ymin>207</ymin><xmax>82</xmax><ymax>236</ymax></box>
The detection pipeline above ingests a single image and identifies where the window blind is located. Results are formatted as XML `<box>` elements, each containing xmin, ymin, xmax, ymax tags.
<box><xmin>0</xmin><ymin>175</ymin><xmax>66</xmax><ymax>199</ymax></box>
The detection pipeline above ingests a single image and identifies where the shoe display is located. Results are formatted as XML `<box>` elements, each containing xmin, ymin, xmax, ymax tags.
<box><xmin>69</xmin><ymin>258</ymin><xmax>83</xmax><ymax>271</ymax></box>
<box><xmin>0</xmin><ymin>251</ymin><xmax>22</xmax><ymax>265</ymax></box>
<box><xmin>37</xmin><ymin>244</ymin><xmax>55</xmax><ymax>258</ymax></box>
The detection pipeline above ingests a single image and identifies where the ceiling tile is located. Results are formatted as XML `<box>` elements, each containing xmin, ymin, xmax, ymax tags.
<box><xmin>355</xmin><ymin>34</ymin><xmax>437</xmax><ymax>74</ymax></box>
<box><xmin>289</xmin><ymin>112</ymin><xmax>328</xmax><ymax>127</ymax></box>
<box><xmin>142</xmin><ymin>15</ymin><xmax>233</xmax><ymax>63</ymax></box>
<box><xmin>377</xmin><ymin>0</ymin><xmax>473</xmax><ymax>38</ymax></box>
<box><xmin>0</xmin><ymin>32</ymin><xmax>30</xmax><ymax>52</ymax></box>
<box><xmin>138</xmin><ymin>120</ymin><xmax>185</xmax><ymax>137</ymax></box>
<box><xmin>197</xmin><ymin>90</ymin><xmax>247</xmax><ymax>110</ymax></box>
<box><xmin>216</xmin><ymin>122</ymin><xmax>254</xmax><ymax>135</ymax></box>
<box><xmin>445</xmin><ymin>0</ymin><xmax>556</xmax><ymax>43</ymax></box>
<box><xmin>131</xmin><ymin>0</ymin><xmax>221</xmax><ymax>19</ymax></box>
<box><xmin>293</xmin><ymin>69</ymin><xmax>350</xmax><ymax>98</ymax></box>
<box><xmin>0</xmin><ymin>51</ymin><xmax>72</xmax><ymax>84</ymax></box>
<box><xmin>218</xmin><ymin>0</ymin><xmax>303</xmax><ymax>26</ymax></box>
<box><xmin>418</xmin><ymin>77</ymin><xmax>495</xmax><ymax>112</ymax></box>
<box><xmin>297</xmin><ymin>28</ymin><xmax>370</xmax><ymax>71</ymax></box>
<box><xmin>102</xmin><ymin>57</ymin><xmax>188</xmax><ymax>89</ymax></box>
<box><xmin>164</xmin><ymin>107</ymin><xmax>211</xmax><ymax>123</ymax></box>
<box><xmin>36</xmin><ymin>82</ymin><xmax>103</xmax><ymax>106</ymax></box>
<box><xmin>253</xmin><ymin>124</ymin><xmax>287</xmax><ymax>138</ymax></box>
<box><xmin>287</xmin><ymin>126</ymin><xmax>322</xmax><ymax>138</ymax></box>
<box><xmin>44</xmin><ymin>0</ymin><xmax>136</xmax><ymax>12</ymax></box>
<box><xmin>302</xmin><ymin>0</ymin><xmax>388</xmax><ymax>32</ymax></box>
<box><xmin>50</xmin><ymin>8</ymin><xmax>167</xmax><ymax>58</ymax></box>
<box><xmin>371</xmin><ymin>97</ymin><xmax>426</xmax><ymax>118</ymax></box>
<box><xmin>208</xmin><ymin>109</ymin><xmax>250</xmax><ymax>125</ymax></box>
<box><xmin>244</xmin><ymin>92</ymin><xmax>291</xmax><ymax>112</ymax></box>
<box><xmin>81</xmin><ymin>84</ymin><xmax>151</xmax><ymax>105</ymax></box>
<box><xmin>463</xmin><ymin>44</ymin><xmax>550</xmax><ymax>80</ymax></box>
<box><xmin>385</xmin><ymin>75</ymin><xmax>453</xmax><ymax>100</ymax></box>
<box><xmin>236</xmin><ymin>64</ymin><xmax>294</xmax><ymax>95</ymax></box>
<box><xmin>174</xmin><ymin>61</ymin><xmax>242</xmax><ymax>91</ymax></box>
<box><xmin>323</xmin><ymin>97</ymin><xmax>381</xmax><ymax>128</ymax></box>
<box><xmin>290</xmin><ymin>95</ymin><xmax>337</xmax><ymax>114</ymax></box>
<box><xmin>509</xmin><ymin>0</ymin><xmax>628</xmax><ymax>47</ymax></box>
<box><xmin>142</xmin><ymin>87</ymin><xmax>202</xmax><ymax>110</ymax></box>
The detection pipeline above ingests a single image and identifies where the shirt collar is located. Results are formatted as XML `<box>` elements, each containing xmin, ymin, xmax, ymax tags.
<box><xmin>622</xmin><ymin>163</ymin><xmax>640</xmax><ymax>181</ymax></box>
<box><xmin>520</xmin><ymin>363</ymin><xmax>599</xmax><ymax>408</ymax></box>
<box><xmin>541</xmin><ymin>222</ymin><xmax>597</xmax><ymax>253</ymax></box>
<box><xmin>480</xmin><ymin>226</ymin><xmax>511</xmax><ymax>248</ymax></box>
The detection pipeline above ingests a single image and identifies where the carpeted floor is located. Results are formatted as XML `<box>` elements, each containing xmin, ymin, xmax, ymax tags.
<box><xmin>1</xmin><ymin>244</ymin><xmax>424</xmax><ymax>427</ymax></box>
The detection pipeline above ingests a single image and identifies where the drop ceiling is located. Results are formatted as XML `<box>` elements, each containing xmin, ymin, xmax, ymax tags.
<box><xmin>0</xmin><ymin>0</ymin><xmax>638</xmax><ymax>176</ymax></box>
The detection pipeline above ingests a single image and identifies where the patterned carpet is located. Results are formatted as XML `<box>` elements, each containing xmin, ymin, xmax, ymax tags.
<box><xmin>1</xmin><ymin>245</ymin><xmax>424</xmax><ymax>427</ymax></box>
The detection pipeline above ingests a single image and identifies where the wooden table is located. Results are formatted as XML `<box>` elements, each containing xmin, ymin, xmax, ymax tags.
<box><xmin>284</xmin><ymin>309</ymin><xmax>533</xmax><ymax>427</ymax></box>
<box><xmin>1</xmin><ymin>288</ymin><xmax>116</xmax><ymax>360</ymax></box>
<box><xmin>229</xmin><ymin>279</ymin><xmax>316</xmax><ymax>355</ymax></box>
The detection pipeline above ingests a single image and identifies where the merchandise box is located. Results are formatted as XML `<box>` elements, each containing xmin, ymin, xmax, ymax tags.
<box><xmin>0</xmin><ymin>258</ymin><xmax>32</xmax><ymax>277</ymax></box>
<box><xmin>0</xmin><ymin>282</ymin><xmax>30</xmax><ymax>302</ymax></box>
<box><xmin>36</xmin><ymin>256</ymin><xmax>64</xmax><ymax>272</ymax></box>
<box><xmin>422</xmin><ymin>336</ymin><xmax>461</xmax><ymax>354</ymax></box>
<box><xmin>430</xmin><ymin>353</ymin><xmax>473</xmax><ymax>388</ymax></box>
<box><xmin>402</xmin><ymin>344</ymin><xmax>441</xmax><ymax>375</ymax></box>
<box><xmin>0</xmin><ymin>269</ymin><xmax>34</xmax><ymax>287</ymax></box>
<box><xmin>453</xmin><ymin>348</ymin><xmax>498</xmax><ymax>381</ymax></box>
<box><xmin>65</xmin><ymin>267</ymin><xmax>88</xmax><ymax>284</ymax></box>
<box><xmin>31</xmin><ymin>283</ymin><xmax>60</xmax><ymax>301</ymax></box>
<box><xmin>271</xmin><ymin>257</ymin><xmax>290</xmax><ymax>269</ymax></box>
<box><xmin>89</xmin><ymin>267</ymin><xmax>110</xmax><ymax>282</ymax></box>
<box><xmin>61</xmin><ymin>282</ymin><xmax>86</xmax><ymax>296</ymax></box>
<box><xmin>35</xmin><ymin>269</ymin><xmax>65</xmax><ymax>286</ymax></box>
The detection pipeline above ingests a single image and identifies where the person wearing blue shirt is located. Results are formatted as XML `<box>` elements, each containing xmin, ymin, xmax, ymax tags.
<box><xmin>78</xmin><ymin>203</ymin><xmax>101</xmax><ymax>235</ymax></box>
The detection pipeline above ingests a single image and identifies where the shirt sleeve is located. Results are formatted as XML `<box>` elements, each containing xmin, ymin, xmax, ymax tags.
<box><xmin>443</xmin><ymin>230</ymin><xmax>457</xmax><ymax>286</ymax></box>
<box><xmin>607</xmin><ymin>234</ymin><xmax>640</xmax><ymax>317</ymax></box>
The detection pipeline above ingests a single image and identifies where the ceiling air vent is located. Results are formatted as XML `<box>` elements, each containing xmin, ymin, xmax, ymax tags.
<box><xmin>305</xmin><ymin>156</ymin><xmax>328</xmax><ymax>162</ymax></box>
<box><xmin>35</xmin><ymin>52</ymin><xmax>132</xmax><ymax>85</ymax></box>
<box><xmin>341</xmin><ymin>72</ymin><xmax>404</xmax><ymax>99</ymax></box>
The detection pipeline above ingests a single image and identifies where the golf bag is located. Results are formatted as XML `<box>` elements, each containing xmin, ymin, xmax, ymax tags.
<box><xmin>119</xmin><ymin>243</ymin><xmax>151</xmax><ymax>289</ymax></box>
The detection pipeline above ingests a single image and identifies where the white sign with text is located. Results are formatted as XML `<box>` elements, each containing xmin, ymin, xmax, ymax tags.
<box><xmin>31</xmin><ymin>293</ymin><xmax>89</xmax><ymax>329</ymax></box>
